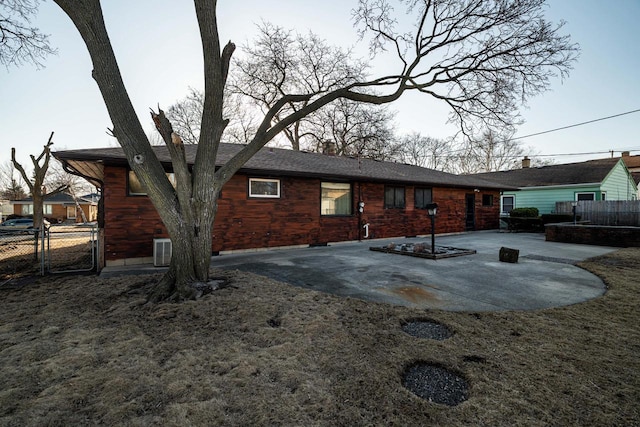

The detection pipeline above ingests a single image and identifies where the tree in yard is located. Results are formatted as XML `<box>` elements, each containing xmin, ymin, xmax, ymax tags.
<box><xmin>11</xmin><ymin>132</ymin><xmax>68</xmax><ymax>228</ymax></box>
<box><xmin>51</xmin><ymin>0</ymin><xmax>578</xmax><ymax>301</ymax></box>
<box><xmin>396</xmin><ymin>132</ymin><xmax>454</xmax><ymax>170</ymax></box>
<box><xmin>453</xmin><ymin>127</ymin><xmax>555</xmax><ymax>174</ymax></box>
<box><xmin>0</xmin><ymin>161</ymin><xmax>27</xmax><ymax>200</ymax></box>
<box><xmin>0</xmin><ymin>0</ymin><xmax>56</xmax><ymax>68</ymax></box>
<box><xmin>167</xmin><ymin>87</ymin><xmax>257</xmax><ymax>146</ymax></box>
<box><xmin>307</xmin><ymin>98</ymin><xmax>399</xmax><ymax>160</ymax></box>
<box><xmin>231</xmin><ymin>21</ymin><xmax>369</xmax><ymax>151</ymax></box>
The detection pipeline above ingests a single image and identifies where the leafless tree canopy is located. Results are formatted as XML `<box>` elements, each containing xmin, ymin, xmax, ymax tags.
<box><xmin>397</xmin><ymin>132</ymin><xmax>453</xmax><ymax>170</ymax></box>
<box><xmin>0</xmin><ymin>0</ymin><xmax>56</xmax><ymax>68</ymax></box>
<box><xmin>230</xmin><ymin>22</ymin><xmax>369</xmax><ymax>151</ymax></box>
<box><xmin>11</xmin><ymin>132</ymin><xmax>68</xmax><ymax>227</ymax></box>
<box><xmin>0</xmin><ymin>161</ymin><xmax>27</xmax><ymax>200</ymax></box>
<box><xmin>51</xmin><ymin>0</ymin><xmax>578</xmax><ymax>301</ymax></box>
<box><xmin>353</xmin><ymin>0</ymin><xmax>578</xmax><ymax>135</ymax></box>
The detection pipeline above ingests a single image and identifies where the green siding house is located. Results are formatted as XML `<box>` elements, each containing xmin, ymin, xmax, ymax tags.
<box><xmin>471</xmin><ymin>158</ymin><xmax>638</xmax><ymax>215</ymax></box>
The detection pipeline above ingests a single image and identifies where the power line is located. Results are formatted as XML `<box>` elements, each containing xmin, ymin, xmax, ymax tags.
<box><xmin>515</xmin><ymin>108</ymin><xmax>640</xmax><ymax>140</ymax></box>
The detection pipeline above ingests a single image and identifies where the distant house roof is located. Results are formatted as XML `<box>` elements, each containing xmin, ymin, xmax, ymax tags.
<box><xmin>12</xmin><ymin>192</ymin><xmax>97</xmax><ymax>205</ymax></box>
<box><xmin>621</xmin><ymin>154</ymin><xmax>640</xmax><ymax>170</ymax></box>
<box><xmin>470</xmin><ymin>158</ymin><xmax>622</xmax><ymax>188</ymax></box>
<box><xmin>54</xmin><ymin>143</ymin><xmax>513</xmax><ymax>191</ymax></box>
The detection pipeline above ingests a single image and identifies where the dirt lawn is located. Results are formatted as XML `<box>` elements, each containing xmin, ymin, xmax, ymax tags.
<box><xmin>0</xmin><ymin>249</ymin><xmax>638</xmax><ymax>426</ymax></box>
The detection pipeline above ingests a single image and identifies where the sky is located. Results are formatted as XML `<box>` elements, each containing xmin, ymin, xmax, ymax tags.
<box><xmin>1</xmin><ymin>0</ymin><xmax>639</xmax><ymax>173</ymax></box>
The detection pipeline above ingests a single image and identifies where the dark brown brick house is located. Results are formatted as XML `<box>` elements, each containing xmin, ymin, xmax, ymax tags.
<box><xmin>54</xmin><ymin>144</ymin><xmax>509</xmax><ymax>267</ymax></box>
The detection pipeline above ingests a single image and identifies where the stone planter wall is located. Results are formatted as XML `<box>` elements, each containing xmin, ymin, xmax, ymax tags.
<box><xmin>545</xmin><ymin>223</ymin><xmax>640</xmax><ymax>247</ymax></box>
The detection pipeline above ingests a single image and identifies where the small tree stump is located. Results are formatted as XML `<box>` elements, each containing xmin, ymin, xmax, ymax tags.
<box><xmin>499</xmin><ymin>247</ymin><xmax>519</xmax><ymax>263</ymax></box>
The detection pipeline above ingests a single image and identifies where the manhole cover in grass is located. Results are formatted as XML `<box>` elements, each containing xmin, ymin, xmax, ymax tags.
<box><xmin>402</xmin><ymin>362</ymin><xmax>468</xmax><ymax>406</ymax></box>
<box><xmin>402</xmin><ymin>320</ymin><xmax>452</xmax><ymax>340</ymax></box>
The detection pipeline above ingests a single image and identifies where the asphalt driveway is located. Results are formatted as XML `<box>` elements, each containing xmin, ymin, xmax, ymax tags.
<box><xmin>209</xmin><ymin>231</ymin><xmax>617</xmax><ymax>312</ymax></box>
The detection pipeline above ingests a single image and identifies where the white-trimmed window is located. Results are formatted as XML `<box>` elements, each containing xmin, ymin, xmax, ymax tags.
<box><xmin>44</xmin><ymin>204</ymin><xmax>53</xmax><ymax>215</ymax></box>
<box><xmin>128</xmin><ymin>170</ymin><xmax>175</xmax><ymax>196</ymax></box>
<box><xmin>601</xmin><ymin>192</ymin><xmax>606</xmax><ymax>201</ymax></box>
<box><xmin>249</xmin><ymin>178</ymin><xmax>280</xmax><ymax>198</ymax></box>
<box><xmin>501</xmin><ymin>195</ymin><xmax>515</xmax><ymax>214</ymax></box>
<box><xmin>576</xmin><ymin>192</ymin><xmax>595</xmax><ymax>201</ymax></box>
<box><xmin>21</xmin><ymin>204</ymin><xmax>33</xmax><ymax>215</ymax></box>
<box><xmin>321</xmin><ymin>182</ymin><xmax>352</xmax><ymax>215</ymax></box>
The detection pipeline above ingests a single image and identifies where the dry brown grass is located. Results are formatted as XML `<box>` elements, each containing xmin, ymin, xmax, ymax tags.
<box><xmin>0</xmin><ymin>248</ymin><xmax>638</xmax><ymax>426</ymax></box>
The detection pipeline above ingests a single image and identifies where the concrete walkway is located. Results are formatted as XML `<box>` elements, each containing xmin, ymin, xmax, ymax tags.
<box><xmin>205</xmin><ymin>231</ymin><xmax>617</xmax><ymax>312</ymax></box>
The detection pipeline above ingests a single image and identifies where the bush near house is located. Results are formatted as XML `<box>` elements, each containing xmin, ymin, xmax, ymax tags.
<box><xmin>506</xmin><ymin>207</ymin><xmax>543</xmax><ymax>232</ymax></box>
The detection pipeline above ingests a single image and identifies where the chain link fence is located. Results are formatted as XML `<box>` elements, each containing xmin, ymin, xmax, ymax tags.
<box><xmin>0</xmin><ymin>229</ymin><xmax>42</xmax><ymax>281</ymax></box>
<box><xmin>0</xmin><ymin>225</ymin><xmax>98</xmax><ymax>282</ymax></box>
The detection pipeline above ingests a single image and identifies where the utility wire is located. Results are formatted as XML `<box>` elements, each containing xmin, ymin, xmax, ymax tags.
<box><xmin>515</xmin><ymin>108</ymin><xmax>640</xmax><ymax>140</ymax></box>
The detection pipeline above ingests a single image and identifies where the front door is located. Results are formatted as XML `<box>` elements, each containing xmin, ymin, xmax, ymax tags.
<box><xmin>465</xmin><ymin>193</ymin><xmax>475</xmax><ymax>231</ymax></box>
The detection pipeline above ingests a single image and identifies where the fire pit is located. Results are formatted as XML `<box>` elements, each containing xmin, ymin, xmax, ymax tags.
<box><xmin>369</xmin><ymin>242</ymin><xmax>476</xmax><ymax>260</ymax></box>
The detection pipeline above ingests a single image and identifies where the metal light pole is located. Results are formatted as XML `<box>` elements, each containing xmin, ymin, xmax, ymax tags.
<box><xmin>426</xmin><ymin>203</ymin><xmax>438</xmax><ymax>255</ymax></box>
<box><xmin>571</xmin><ymin>201</ymin><xmax>577</xmax><ymax>225</ymax></box>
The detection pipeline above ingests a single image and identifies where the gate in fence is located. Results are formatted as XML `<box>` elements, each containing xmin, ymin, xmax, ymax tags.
<box><xmin>42</xmin><ymin>224</ymin><xmax>99</xmax><ymax>274</ymax></box>
<box><xmin>0</xmin><ymin>225</ymin><xmax>98</xmax><ymax>280</ymax></box>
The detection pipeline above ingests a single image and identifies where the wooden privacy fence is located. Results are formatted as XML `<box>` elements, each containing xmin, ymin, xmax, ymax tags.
<box><xmin>555</xmin><ymin>200</ymin><xmax>640</xmax><ymax>226</ymax></box>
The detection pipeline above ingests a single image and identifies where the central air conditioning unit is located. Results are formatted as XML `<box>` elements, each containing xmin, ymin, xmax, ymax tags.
<box><xmin>153</xmin><ymin>238</ymin><xmax>172</xmax><ymax>267</ymax></box>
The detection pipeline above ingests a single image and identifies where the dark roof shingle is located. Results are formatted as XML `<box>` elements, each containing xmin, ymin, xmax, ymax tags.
<box><xmin>54</xmin><ymin>143</ymin><xmax>512</xmax><ymax>190</ymax></box>
<box><xmin>470</xmin><ymin>158</ymin><xmax>621</xmax><ymax>187</ymax></box>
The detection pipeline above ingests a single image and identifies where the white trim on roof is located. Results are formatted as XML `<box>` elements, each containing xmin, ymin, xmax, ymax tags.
<box><xmin>516</xmin><ymin>182</ymin><xmax>601</xmax><ymax>191</ymax></box>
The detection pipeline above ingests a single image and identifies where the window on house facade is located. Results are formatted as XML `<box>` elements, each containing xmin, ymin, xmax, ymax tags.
<box><xmin>44</xmin><ymin>204</ymin><xmax>53</xmax><ymax>215</ymax></box>
<box><xmin>249</xmin><ymin>178</ymin><xmax>280</xmax><ymax>198</ymax></box>
<box><xmin>601</xmin><ymin>192</ymin><xmax>606</xmax><ymax>201</ymax></box>
<box><xmin>501</xmin><ymin>195</ymin><xmax>514</xmax><ymax>214</ymax></box>
<box><xmin>384</xmin><ymin>186</ymin><xmax>405</xmax><ymax>209</ymax></box>
<box><xmin>576</xmin><ymin>192</ymin><xmax>595</xmax><ymax>201</ymax></box>
<box><xmin>321</xmin><ymin>182</ymin><xmax>352</xmax><ymax>215</ymax></box>
<box><xmin>414</xmin><ymin>188</ymin><xmax>433</xmax><ymax>209</ymax></box>
<box><xmin>128</xmin><ymin>170</ymin><xmax>175</xmax><ymax>196</ymax></box>
<box><xmin>482</xmin><ymin>194</ymin><xmax>494</xmax><ymax>206</ymax></box>
<box><xmin>21</xmin><ymin>204</ymin><xmax>33</xmax><ymax>215</ymax></box>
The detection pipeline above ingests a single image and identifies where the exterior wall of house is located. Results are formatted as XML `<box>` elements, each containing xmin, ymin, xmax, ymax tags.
<box><xmin>102</xmin><ymin>165</ymin><xmax>500</xmax><ymax>266</ymax></box>
<box><xmin>600</xmin><ymin>161</ymin><xmax>638</xmax><ymax>200</ymax></box>
<box><xmin>501</xmin><ymin>185</ymin><xmax>603</xmax><ymax>215</ymax></box>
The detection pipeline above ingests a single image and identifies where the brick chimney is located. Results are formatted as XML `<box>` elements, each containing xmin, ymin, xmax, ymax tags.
<box><xmin>622</xmin><ymin>151</ymin><xmax>630</xmax><ymax>157</ymax></box>
<box><xmin>522</xmin><ymin>156</ymin><xmax>531</xmax><ymax>168</ymax></box>
<box><xmin>322</xmin><ymin>141</ymin><xmax>337</xmax><ymax>156</ymax></box>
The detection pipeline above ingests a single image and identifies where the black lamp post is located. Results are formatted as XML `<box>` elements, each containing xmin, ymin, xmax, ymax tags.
<box><xmin>571</xmin><ymin>201</ymin><xmax>578</xmax><ymax>225</ymax></box>
<box><xmin>426</xmin><ymin>203</ymin><xmax>438</xmax><ymax>255</ymax></box>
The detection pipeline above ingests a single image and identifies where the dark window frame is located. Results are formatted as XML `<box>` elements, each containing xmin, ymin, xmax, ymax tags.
<box><xmin>320</xmin><ymin>182</ymin><xmax>353</xmax><ymax>216</ymax></box>
<box><xmin>384</xmin><ymin>185</ymin><xmax>406</xmax><ymax>209</ymax></box>
<box><xmin>414</xmin><ymin>187</ymin><xmax>433</xmax><ymax>209</ymax></box>
<box><xmin>482</xmin><ymin>194</ymin><xmax>494</xmax><ymax>206</ymax></box>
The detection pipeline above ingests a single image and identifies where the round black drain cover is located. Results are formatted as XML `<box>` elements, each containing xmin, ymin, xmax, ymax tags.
<box><xmin>402</xmin><ymin>362</ymin><xmax>468</xmax><ymax>406</ymax></box>
<box><xmin>402</xmin><ymin>320</ymin><xmax>452</xmax><ymax>340</ymax></box>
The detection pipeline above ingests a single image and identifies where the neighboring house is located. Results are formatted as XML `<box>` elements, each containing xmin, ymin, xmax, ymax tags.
<box><xmin>54</xmin><ymin>143</ymin><xmax>511</xmax><ymax>268</ymax></box>
<box><xmin>472</xmin><ymin>157</ymin><xmax>638</xmax><ymax>216</ymax></box>
<box><xmin>0</xmin><ymin>200</ymin><xmax>13</xmax><ymax>222</ymax></box>
<box><xmin>621</xmin><ymin>151</ymin><xmax>640</xmax><ymax>198</ymax></box>
<box><xmin>11</xmin><ymin>192</ymin><xmax>99</xmax><ymax>223</ymax></box>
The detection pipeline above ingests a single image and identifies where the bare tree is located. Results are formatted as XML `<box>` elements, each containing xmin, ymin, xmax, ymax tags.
<box><xmin>454</xmin><ymin>128</ymin><xmax>524</xmax><ymax>173</ymax></box>
<box><xmin>397</xmin><ymin>132</ymin><xmax>453</xmax><ymax>170</ymax></box>
<box><xmin>0</xmin><ymin>161</ymin><xmax>27</xmax><ymax>200</ymax></box>
<box><xmin>0</xmin><ymin>0</ymin><xmax>56</xmax><ymax>68</ymax></box>
<box><xmin>307</xmin><ymin>98</ymin><xmax>398</xmax><ymax>160</ymax></box>
<box><xmin>51</xmin><ymin>0</ymin><xmax>577</xmax><ymax>301</ymax></box>
<box><xmin>166</xmin><ymin>87</ymin><xmax>257</xmax><ymax>145</ymax></box>
<box><xmin>231</xmin><ymin>22</ymin><xmax>368</xmax><ymax>151</ymax></box>
<box><xmin>11</xmin><ymin>132</ymin><xmax>68</xmax><ymax>228</ymax></box>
